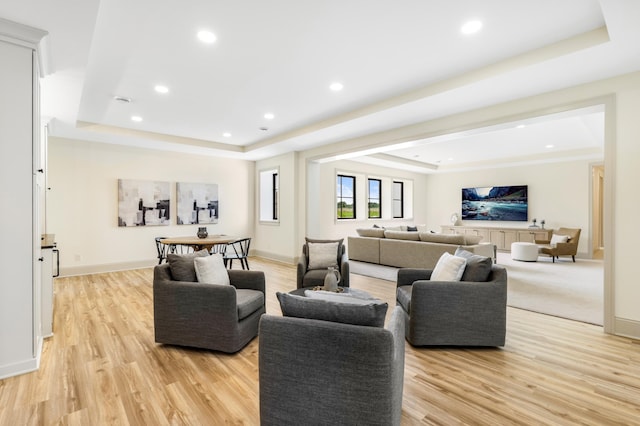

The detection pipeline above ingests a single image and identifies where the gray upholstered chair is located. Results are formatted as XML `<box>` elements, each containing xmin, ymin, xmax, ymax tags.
<box><xmin>153</xmin><ymin>262</ymin><xmax>265</xmax><ymax>353</ymax></box>
<box><xmin>536</xmin><ymin>227</ymin><xmax>581</xmax><ymax>262</ymax></box>
<box><xmin>259</xmin><ymin>306</ymin><xmax>405</xmax><ymax>426</ymax></box>
<box><xmin>296</xmin><ymin>238</ymin><xmax>350</xmax><ymax>289</ymax></box>
<box><xmin>396</xmin><ymin>264</ymin><xmax>508</xmax><ymax>346</ymax></box>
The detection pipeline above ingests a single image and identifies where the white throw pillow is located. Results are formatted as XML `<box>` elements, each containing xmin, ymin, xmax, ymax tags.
<box><xmin>308</xmin><ymin>242</ymin><xmax>339</xmax><ymax>269</ymax></box>
<box><xmin>194</xmin><ymin>254</ymin><xmax>230</xmax><ymax>286</ymax></box>
<box><xmin>550</xmin><ymin>234</ymin><xmax>569</xmax><ymax>245</ymax></box>
<box><xmin>431</xmin><ymin>252</ymin><xmax>467</xmax><ymax>281</ymax></box>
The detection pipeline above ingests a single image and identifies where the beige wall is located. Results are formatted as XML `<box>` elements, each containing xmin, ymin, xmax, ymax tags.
<box><xmin>48</xmin><ymin>137</ymin><xmax>255</xmax><ymax>275</ymax></box>
<box><xmin>424</xmin><ymin>160</ymin><xmax>593</xmax><ymax>256</ymax></box>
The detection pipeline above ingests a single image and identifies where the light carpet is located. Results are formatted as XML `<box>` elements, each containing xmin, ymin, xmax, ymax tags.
<box><xmin>349</xmin><ymin>252</ymin><xmax>604</xmax><ymax>326</ymax></box>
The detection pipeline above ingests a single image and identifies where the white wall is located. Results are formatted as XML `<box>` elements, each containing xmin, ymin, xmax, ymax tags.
<box><xmin>424</xmin><ymin>160</ymin><xmax>593</xmax><ymax>256</ymax></box>
<box><xmin>254</xmin><ymin>152</ymin><xmax>298</xmax><ymax>263</ymax></box>
<box><xmin>48</xmin><ymin>137</ymin><xmax>255</xmax><ymax>275</ymax></box>
<box><xmin>307</xmin><ymin>159</ymin><xmax>428</xmax><ymax>246</ymax></box>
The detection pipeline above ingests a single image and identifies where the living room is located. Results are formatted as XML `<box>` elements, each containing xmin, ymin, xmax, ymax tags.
<box><xmin>2</xmin><ymin>1</ymin><xmax>640</xmax><ymax>424</ymax></box>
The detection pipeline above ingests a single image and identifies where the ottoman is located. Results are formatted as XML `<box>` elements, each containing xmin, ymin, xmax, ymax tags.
<box><xmin>511</xmin><ymin>242</ymin><xmax>539</xmax><ymax>262</ymax></box>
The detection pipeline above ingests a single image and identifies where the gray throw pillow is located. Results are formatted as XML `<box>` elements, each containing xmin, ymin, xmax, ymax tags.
<box><xmin>276</xmin><ymin>292</ymin><xmax>388</xmax><ymax>327</ymax></box>
<box><xmin>455</xmin><ymin>248</ymin><xmax>492</xmax><ymax>282</ymax></box>
<box><xmin>167</xmin><ymin>249</ymin><xmax>210</xmax><ymax>282</ymax></box>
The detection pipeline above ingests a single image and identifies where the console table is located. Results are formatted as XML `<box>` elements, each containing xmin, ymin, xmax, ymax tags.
<box><xmin>441</xmin><ymin>225</ymin><xmax>553</xmax><ymax>251</ymax></box>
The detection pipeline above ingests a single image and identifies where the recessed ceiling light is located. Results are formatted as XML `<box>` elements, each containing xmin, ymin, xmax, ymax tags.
<box><xmin>154</xmin><ymin>85</ymin><xmax>169</xmax><ymax>94</ymax></box>
<box><xmin>545</xmin><ymin>144</ymin><xmax>555</xmax><ymax>149</ymax></box>
<box><xmin>516</xmin><ymin>124</ymin><xmax>526</xmax><ymax>129</ymax></box>
<box><xmin>197</xmin><ymin>30</ymin><xmax>217</xmax><ymax>44</ymax></box>
<box><xmin>131</xmin><ymin>116</ymin><xmax>143</xmax><ymax>122</ymax></box>
<box><xmin>448</xmin><ymin>158</ymin><xmax>454</xmax><ymax>161</ymax></box>
<box><xmin>329</xmin><ymin>82</ymin><xmax>344</xmax><ymax>91</ymax></box>
<box><xmin>461</xmin><ymin>20</ymin><xmax>483</xmax><ymax>35</ymax></box>
<box><xmin>264</xmin><ymin>113</ymin><xmax>275</xmax><ymax>120</ymax></box>
<box><xmin>223</xmin><ymin>132</ymin><xmax>231</xmax><ymax>138</ymax></box>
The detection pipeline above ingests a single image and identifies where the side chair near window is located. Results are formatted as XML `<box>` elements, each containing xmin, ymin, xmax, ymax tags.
<box><xmin>153</xmin><ymin>250</ymin><xmax>265</xmax><ymax>353</ymax></box>
<box><xmin>224</xmin><ymin>237</ymin><xmax>251</xmax><ymax>269</ymax></box>
<box><xmin>535</xmin><ymin>227</ymin><xmax>581</xmax><ymax>263</ymax></box>
<box><xmin>296</xmin><ymin>237</ymin><xmax>350</xmax><ymax>289</ymax></box>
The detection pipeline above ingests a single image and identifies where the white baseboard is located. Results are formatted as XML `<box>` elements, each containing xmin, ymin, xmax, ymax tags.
<box><xmin>0</xmin><ymin>339</ymin><xmax>41</xmax><ymax>379</ymax></box>
<box><xmin>614</xmin><ymin>317</ymin><xmax>640</xmax><ymax>340</ymax></box>
<box><xmin>60</xmin><ymin>259</ymin><xmax>157</xmax><ymax>277</ymax></box>
<box><xmin>251</xmin><ymin>250</ymin><xmax>295</xmax><ymax>265</ymax></box>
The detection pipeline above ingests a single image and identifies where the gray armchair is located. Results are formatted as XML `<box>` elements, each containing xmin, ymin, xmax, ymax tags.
<box><xmin>396</xmin><ymin>265</ymin><xmax>507</xmax><ymax>346</ymax></box>
<box><xmin>296</xmin><ymin>239</ymin><xmax>350</xmax><ymax>289</ymax></box>
<box><xmin>153</xmin><ymin>262</ymin><xmax>265</xmax><ymax>353</ymax></box>
<box><xmin>259</xmin><ymin>306</ymin><xmax>405</xmax><ymax>426</ymax></box>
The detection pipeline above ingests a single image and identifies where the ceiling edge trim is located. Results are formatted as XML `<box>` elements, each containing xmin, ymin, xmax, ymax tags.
<box><xmin>75</xmin><ymin>121</ymin><xmax>244</xmax><ymax>153</ymax></box>
<box><xmin>243</xmin><ymin>26</ymin><xmax>610</xmax><ymax>153</ymax></box>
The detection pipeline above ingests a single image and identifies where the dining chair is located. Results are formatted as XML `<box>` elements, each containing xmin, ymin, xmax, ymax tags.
<box><xmin>210</xmin><ymin>243</ymin><xmax>227</xmax><ymax>256</ymax></box>
<box><xmin>154</xmin><ymin>237</ymin><xmax>176</xmax><ymax>264</ymax></box>
<box><xmin>224</xmin><ymin>238</ymin><xmax>251</xmax><ymax>270</ymax></box>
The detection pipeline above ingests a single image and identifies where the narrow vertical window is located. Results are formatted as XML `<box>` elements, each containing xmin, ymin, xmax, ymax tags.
<box><xmin>272</xmin><ymin>172</ymin><xmax>279</xmax><ymax>220</ymax></box>
<box><xmin>393</xmin><ymin>181</ymin><xmax>404</xmax><ymax>218</ymax></box>
<box><xmin>336</xmin><ymin>174</ymin><xmax>356</xmax><ymax>219</ymax></box>
<box><xmin>368</xmin><ymin>178</ymin><xmax>382</xmax><ymax>219</ymax></box>
<box><xmin>260</xmin><ymin>168</ymin><xmax>279</xmax><ymax>222</ymax></box>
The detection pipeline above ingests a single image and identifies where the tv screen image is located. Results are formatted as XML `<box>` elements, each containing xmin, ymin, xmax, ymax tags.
<box><xmin>461</xmin><ymin>185</ymin><xmax>528</xmax><ymax>221</ymax></box>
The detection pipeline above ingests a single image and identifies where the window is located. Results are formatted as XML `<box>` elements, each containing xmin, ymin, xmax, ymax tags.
<box><xmin>368</xmin><ymin>178</ymin><xmax>381</xmax><ymax>218</ymax></box>
<box><xmin>393</xmin><ymin>181</ymin><xmax>404</xmax><ymax>218</ymax></box>
<box><xmin>336</xmin><ymin>174</ymin><xmax>355</xmax><ymax>219</ymax></box>
<box><xmin>260</xmin><ymin>168</ymin><xmax>279</xmax><ymax>222</ymax></box>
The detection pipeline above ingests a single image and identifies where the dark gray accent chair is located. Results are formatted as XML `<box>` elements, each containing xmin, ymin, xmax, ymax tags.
<box><xmin>296</xmin><ymin>239</ymin><xmax>350</xmax><ymax>289</ymax></box>
<box><xmin>396</xmin><ymin>265</ymin><xmax>508</xmax><ymax>346</ymax></box>
<box><xmin>153</xmin><ymin>262</ymin><xmax>265</xmax><ymax>353</ymax></box>
<box><xmin>259</xmin><ymin>306</ymin><xmax>405</xmax><ymax>426</ymax></box>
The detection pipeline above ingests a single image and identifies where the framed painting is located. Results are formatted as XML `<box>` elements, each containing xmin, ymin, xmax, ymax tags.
<box><xmin>176</xmin><ymin>182</ymin><xmax>219</xmax><ymax>225</ymax></box>
<box><xmin>117</xmin><ymin>179</ymin><xmax>171</xmax><ymax>227</ymax></box>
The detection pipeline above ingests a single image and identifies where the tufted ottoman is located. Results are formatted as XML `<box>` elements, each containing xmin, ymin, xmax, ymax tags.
<box><xmin>511</xmin><ymin>242</ymin><xmax>539</xmax><ymax>262</ymax></box>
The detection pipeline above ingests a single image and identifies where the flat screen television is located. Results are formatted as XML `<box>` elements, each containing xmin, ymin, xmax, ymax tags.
<box><xmin>461</xmin><ymin>185</ymin><xmax>528</xmax><ymax>221</ymax></box>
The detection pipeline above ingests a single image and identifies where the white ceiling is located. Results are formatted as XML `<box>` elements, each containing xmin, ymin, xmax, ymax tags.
<box><xmin>2</xmin><ymin>0</ymin><xmax>638</xmax><ymax>172</ymax></box>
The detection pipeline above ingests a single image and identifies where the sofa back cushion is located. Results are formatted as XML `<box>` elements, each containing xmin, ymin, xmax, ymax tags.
<box><xmin>384</xmin><ymin>230</ymin><xmax>421</xmax><ymax>241</ymax></box>
<box><xmin>419</xmin><ymin>233</ymin><xmax>466</xmax><ymax>245</ymax></box>
<box><xmin>356</xmin><ymin>228</ymin><xmax>386</xmax><ymax>238</ymax></box>
<box><xmin>418</xmin><ymin>232</ymin><xmax>482</xmax><ymax>245</ymax></box>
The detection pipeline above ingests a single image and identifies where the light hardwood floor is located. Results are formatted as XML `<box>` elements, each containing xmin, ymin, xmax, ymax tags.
<box><xmin>1</xmin><ymin>257</ymin><xmax>639</xmax><ymax>425</ymax></box>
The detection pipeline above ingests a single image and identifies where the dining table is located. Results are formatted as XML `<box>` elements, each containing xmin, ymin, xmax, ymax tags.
<box><xmin>160</xmin><ymin>235</ymin><xmax>237</xmax><ymax>252</ymax></box>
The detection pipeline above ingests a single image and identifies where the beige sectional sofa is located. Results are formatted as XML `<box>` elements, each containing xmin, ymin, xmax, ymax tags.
<box><xmin>348</xmin><ymin>228</ymin><xmax>495</xmax><ymax>269</ymax></box>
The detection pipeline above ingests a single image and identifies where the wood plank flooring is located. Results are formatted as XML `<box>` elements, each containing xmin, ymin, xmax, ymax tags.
<box><xmin>1</xmin><ymin>257</ymin><xmax>639</xmax><ymax>425</ymax></box>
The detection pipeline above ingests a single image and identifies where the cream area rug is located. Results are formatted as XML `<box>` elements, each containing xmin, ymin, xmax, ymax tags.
<box><xmin>349</xmin><ymin>252</ymin><xmax>604</xmax><ymax>326</ymax></box>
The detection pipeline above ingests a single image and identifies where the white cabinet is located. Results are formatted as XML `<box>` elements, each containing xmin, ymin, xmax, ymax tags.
<box><xmin>0</xmin><ymin>19</ymin><xmax>47</xmax><ymax>379</ymax></box>
<box><xmin>442</xmin><ymin>225</ymin><xmax>553</xmax><ymax>251</ymax></box>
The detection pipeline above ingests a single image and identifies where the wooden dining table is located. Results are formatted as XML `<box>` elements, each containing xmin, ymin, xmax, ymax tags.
<box><xmin>160</xmin><ymin>235</ymin><xmax>237</xmax><ymax>252</ymax></box>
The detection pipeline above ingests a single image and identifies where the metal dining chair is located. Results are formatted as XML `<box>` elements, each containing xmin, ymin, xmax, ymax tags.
<box><xmin>224</xmin><ymin>238</ymin><xmax>251</xmax><ymax>270</ymax></box>
<box><xmin>154</xmin><ymin>237</ymin><xmax>176</xmax><ymax>264</ymax></box>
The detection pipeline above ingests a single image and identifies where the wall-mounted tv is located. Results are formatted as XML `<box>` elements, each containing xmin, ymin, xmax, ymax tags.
<box><xmin>461</xmin><ymin>185</ymin><xmax>528</xmax><ymax>221</ymax></box>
